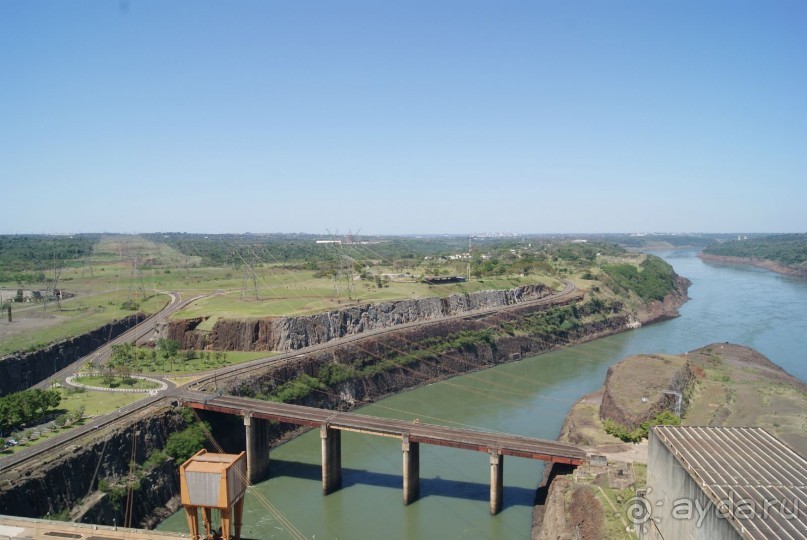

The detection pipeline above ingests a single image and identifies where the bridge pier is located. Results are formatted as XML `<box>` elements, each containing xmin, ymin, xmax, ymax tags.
<box><xmin>402</xmin><ymin>434</ymin><xmax>420</xmax><ymax>505</ymax></box>
<box><xmin>244</xmin><ymin>414</ymin><xmax>271</xmax><ymax>483</ymax></box>
<box><xmin>321</xmin><ymin>425</ymin><xmax>342</xmax><ymax>494</ymax></box>
<box><xmin>489</xmin><ymin>450</ymin><xmax>504</xmax><ymax>515</ymax></box>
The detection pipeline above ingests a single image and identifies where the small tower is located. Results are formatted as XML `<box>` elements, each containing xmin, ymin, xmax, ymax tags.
<box><xmin>179</xmin><ymin>450</ymin><xmax>248</xmax><ymax>540</ymax></box>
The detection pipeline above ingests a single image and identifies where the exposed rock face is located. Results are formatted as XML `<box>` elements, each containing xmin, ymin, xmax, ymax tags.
<box><xmin>532</xmin><ymin>463</ymin><xmax>576</xmax><ymax>540</ymax></box>
<box><xmin>162</xmin><ymin>284</ymin><xmax>552</xmax><ymax>352</ymax></box>
<box><xmin>635</xmin><ymin>275</ymin><xmax>691</xmax><ymax>324</ymax></box>
<box><xmin>165</xmin><ymin>316</ymin><xmax>207</xmax><ymax>350</ymax></box>
<box><xmin>75</xmin><ymin>459</ymin><xmax>182</xmax><ymax>529</ymax></box>
<box><xmin>599</xmin><ymin>355</ymin><xmax>693</xmax><ymax>430</ymax></box>
<box><xmin>0</xmin><ymin>406</ymin><xmax>187</xmax><ymax>528</ymax></box>
<box><xmin>0</xmin><ymin>314</ymin><xmax>144</xmax><ymax>396</ymax></box>
<box><xmin>209</xmin><ymin>301</ymin><xmax>639</xmax><ymax>405</ymax></box>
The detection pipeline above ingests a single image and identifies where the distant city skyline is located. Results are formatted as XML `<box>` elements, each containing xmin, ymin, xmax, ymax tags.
<box><xmin>2</xmin><ymin>1</ymin><xmax>806</xmax><ymax>235</ymax></box>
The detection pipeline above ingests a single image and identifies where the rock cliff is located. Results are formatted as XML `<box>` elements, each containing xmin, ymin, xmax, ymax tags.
<box><xmin>0</xmin><ymin>314</ymin><xmax>144</xmax><ymax>396</ymax></box>
<box><xmin>0</xmin><ymin>405</ymin><xmax>187</xmax><ymax>528</ymax></box>
<box><xmin>599</xmin><ymin>354</ymin><xmax>693</xmax><ymax>430</ymax></box>
<box><xmin>162</xmin><ymin>284</ymin><xmax>552</xmax><ymax>351</ymax></box>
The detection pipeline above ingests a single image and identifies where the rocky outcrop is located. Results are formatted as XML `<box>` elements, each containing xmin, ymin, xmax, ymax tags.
<box><xmin>0</xmin><ymin>406</ymin><xmax>188</xmax><ymax>528</ymax></box>
<box><xmin>635</xmin><ymin>275</ymin><xmax>691</xmax><ymax>324</ymax></box>
<box><xmin>599</xmin><ymin>355</ymin><xmax>693</xmax><ymax>431</ymax></box>
<box><xmin>205</xmin><ymin>299</ymin><xmax>640</xmax><ymax>405</ymax></box>
<box><xmin>163</xmin><ymin>284</ymin><xmax>552</xmax><ymax>352</ymax></box>
<box><xmin>165</xmin><ymin>316</ymin><xmax>207</xmax><ymax>350</ymax></box>
<box><xmin>532</xmin><ymin>463</ymin><xmax>576</xmax><ymax>540</ymax></box>
<box><xmin>0</xmin><ymin>314</ymin><xmax>145</xmax><ymax>396</ymax></box>
<box><xmin>74</xmin><ymin>459</ymin><xmax>182</xmax><ymax>529</ymax></box>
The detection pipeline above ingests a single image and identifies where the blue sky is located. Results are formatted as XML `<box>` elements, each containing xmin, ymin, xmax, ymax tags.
<box><xmin>1</xmin><ymin>1</ymin><xmax>805</xmax><ymax>234</ymax></box>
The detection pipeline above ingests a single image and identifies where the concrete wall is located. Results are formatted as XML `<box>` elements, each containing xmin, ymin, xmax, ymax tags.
<box><xmin>641</xmin><ymin>429</ymin><xmax>741</xmax><ymax>540</ymax></box>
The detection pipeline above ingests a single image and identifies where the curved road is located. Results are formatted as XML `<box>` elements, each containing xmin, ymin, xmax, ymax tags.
<box><xmin>33</xmin><ymin>291</ymin><xmax>206</xmax><ymax>390</ymax></box>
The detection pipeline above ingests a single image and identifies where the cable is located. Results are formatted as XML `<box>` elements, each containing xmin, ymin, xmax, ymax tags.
<box><xmin>189</xmin><ymin>409</ymin><xmax>308</xmax><ymax>540</ymax></box>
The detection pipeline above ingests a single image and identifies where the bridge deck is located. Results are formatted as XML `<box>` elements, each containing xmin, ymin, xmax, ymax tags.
<box><xmin>182</xmin><ymin>393</ymin><xmax>586</xmax><ymax>465</ymax></box>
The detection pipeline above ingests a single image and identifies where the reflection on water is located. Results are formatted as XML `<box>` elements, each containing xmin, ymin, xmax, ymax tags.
<box><xmin>159</xmin><ymin>250</ymin><xmax>807</xmax><ymax>539</ymax></box>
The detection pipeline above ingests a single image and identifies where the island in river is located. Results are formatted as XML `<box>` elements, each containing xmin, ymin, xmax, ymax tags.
<box><xmin>533</xmin><ymin>342</ymin><xmax>807</xmax><ymax>539</ymax></box>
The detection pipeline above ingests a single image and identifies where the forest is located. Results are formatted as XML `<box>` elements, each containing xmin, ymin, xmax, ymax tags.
<box><xmin>702</xmin><ymin>233</ymin><xmax>807</xmax><ymax>270</ymax></box>
<box><xmin>0</xmin><ymin>234</ymin><xmax>97</xmax><ymax>283</ymax></box>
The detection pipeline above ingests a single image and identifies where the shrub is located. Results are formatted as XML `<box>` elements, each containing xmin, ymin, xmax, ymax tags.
<box><xmin>164</xmin><ymin>422</ymin><xmax>210</xmax><ymax>463</ymax></box>
<box><xmin>604</xmin><ymin>411</ymin><xmax>682</xmax><ymax>442</ymax></box>
<box><xmin>120</xmin><ymin>299</ymin><xmax>140</xmax><ymax>311</ymax></box>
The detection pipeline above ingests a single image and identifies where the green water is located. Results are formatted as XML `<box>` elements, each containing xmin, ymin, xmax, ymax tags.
<box><xmin>158</xmin><ymin>250</ymin><xmax>807</xmax><ymax>539</ymax></box>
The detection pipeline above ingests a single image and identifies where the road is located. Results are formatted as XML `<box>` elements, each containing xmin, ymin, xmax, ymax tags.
<box><xmin>33</xmin><ymin>291</ymin><xmax>206</xmax><ymax>390</ymax></box>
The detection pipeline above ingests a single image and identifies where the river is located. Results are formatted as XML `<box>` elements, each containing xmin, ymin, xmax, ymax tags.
<box><xmin>158</xmin><ymin>250</ymin><xmax>807</xmax><ymax>539</ymax></box>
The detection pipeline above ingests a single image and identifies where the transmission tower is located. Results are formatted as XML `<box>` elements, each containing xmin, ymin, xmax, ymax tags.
<box><xmin>467</xmin><ymin>235</ymin><xmax>472</xmax><ymax>282</ymax></box>
<box><xmin>126</xmin><ymin>250</ymin><xmax>147</xmax><ymax>301</ymax></box>
<box><xmin>236</xmin><ymin>248</ymin><xmax>260</xmax><ymax>301</ymax></box>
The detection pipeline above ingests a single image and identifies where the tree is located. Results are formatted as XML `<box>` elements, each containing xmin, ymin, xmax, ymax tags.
<box><xmin>164</xmin><ymin>422</ymin><xmax>210</xmax><ymax>463</ymax></box>
<box><xmin>157</xmin><ymin>338</ymin><xmax>180</xmax><ymax>358</ymax></box>
<box><xmin>70</xmin><ymin>405</ymin><xmax>85</xmax><ymax>424</ymax></box>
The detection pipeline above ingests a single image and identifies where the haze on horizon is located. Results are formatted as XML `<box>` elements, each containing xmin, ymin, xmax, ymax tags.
<box><xmin>1</xmin><ymin>1</ymin><xmax>805</xmax><ymax>236</ymax></box>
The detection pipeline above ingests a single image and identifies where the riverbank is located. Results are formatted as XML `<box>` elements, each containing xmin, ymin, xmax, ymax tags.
<box><xmin>698</xmin><ymin>252</ymin><xmax>807</xmax><ymax>277</ymax></box>
<box><xmin>533</xmin><ymin>343</ymin><xmax>807</xmax><ymax>539</ymax></box>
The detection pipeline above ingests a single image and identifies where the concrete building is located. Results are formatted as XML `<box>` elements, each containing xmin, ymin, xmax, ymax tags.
<box><xmin>640</xmin><ymin>426</ymin><xmax>806</xmax><ymax>539</ymax></box>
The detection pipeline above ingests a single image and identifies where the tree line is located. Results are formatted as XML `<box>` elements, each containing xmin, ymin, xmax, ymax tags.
<box><xmin>0</xmin><ymin>388</ymin><xmax>62</xmax><ymax>436</ymax></box>
<box><xmin>702</xmin><ymin>233</ymin><xmax>807</xmax><ymax>269</ymax></box>
<box><xmin>0</xmin><ymin>234</ymin><xmax>98</xmax><ymax>284</ymax></box>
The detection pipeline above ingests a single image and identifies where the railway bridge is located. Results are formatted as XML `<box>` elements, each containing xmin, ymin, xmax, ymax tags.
<box><xmin>179</xmin><ymin>392</ymin><xmax>587</xmax><ymax>515</ymax></box>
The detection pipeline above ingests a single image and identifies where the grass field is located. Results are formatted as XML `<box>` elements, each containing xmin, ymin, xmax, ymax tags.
<box><xmin>175</xmin><ymin>273</ymin><xmax>560</xmax><ymax>320</ymax></box>
<box><xmin>0</xmin><ymin>292</ymin><xmax>169</xmax><ymax>356</ymax></box>
<box><xmin>0</xmin><ymin>388</ymin><xmax>146</xmax><ymax>455</ymax></box>
<box><xmin>58</xmin><ymin>386</ymin><xmax>146</xmax><ymax>416</ymax></box>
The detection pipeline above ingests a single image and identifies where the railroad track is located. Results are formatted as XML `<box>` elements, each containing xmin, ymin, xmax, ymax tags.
<box><xmin>187</xmin><ymin>280</ymin><xmax>581</xmax><ymax>389</ymax></box>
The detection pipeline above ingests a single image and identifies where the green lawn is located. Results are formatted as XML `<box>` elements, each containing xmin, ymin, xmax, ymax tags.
<box><xmin>72</xmin><ymin>376</ymin><xmax>160</xmax><ymax>390</ymax></box>
<box><xmin>112</xmin><ymin>350</ymin><xmax>276</xmax><ymax>375</ymax></box>
<box><xmin>57</xmin><ymin>386</ymin><xmax>146</xmax><ymax>416</ymax></box>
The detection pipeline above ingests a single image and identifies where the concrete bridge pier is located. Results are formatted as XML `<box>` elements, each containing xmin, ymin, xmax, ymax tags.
<box><xmin>489</xmin><ymin>450</ymin><xmax>504</xmax><ymax>515</ymax></box>
<box><xmin>244</xmin><ymin>414</ymin><xmax>271</xmax><ymax>483</ymax></box>
<box><xmin>402</xmin><ymin>434</ymin><xmax>420</xmax><ymax>505</ymax></box>
<box><xmin>321</xmin><ymin>425</ymin><xmax>342</xmax><ymax>494</ymax></box>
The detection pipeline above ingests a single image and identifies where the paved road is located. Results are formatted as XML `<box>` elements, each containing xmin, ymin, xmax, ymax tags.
<box><xmin>2</xmin><ymin>292</ymin><xmax>206</xmax><ymax>471</ymax></box>
<box><xmin>33</xmin><ymin>291</ymin><xmax>206</xmax><ymax>390</ymax></box>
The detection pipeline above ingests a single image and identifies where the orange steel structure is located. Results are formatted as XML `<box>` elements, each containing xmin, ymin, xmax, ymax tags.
<box><xmin>179</xmin><ymin>450</ymin><xmax>247</xmax><ymax>540</ymax></box>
